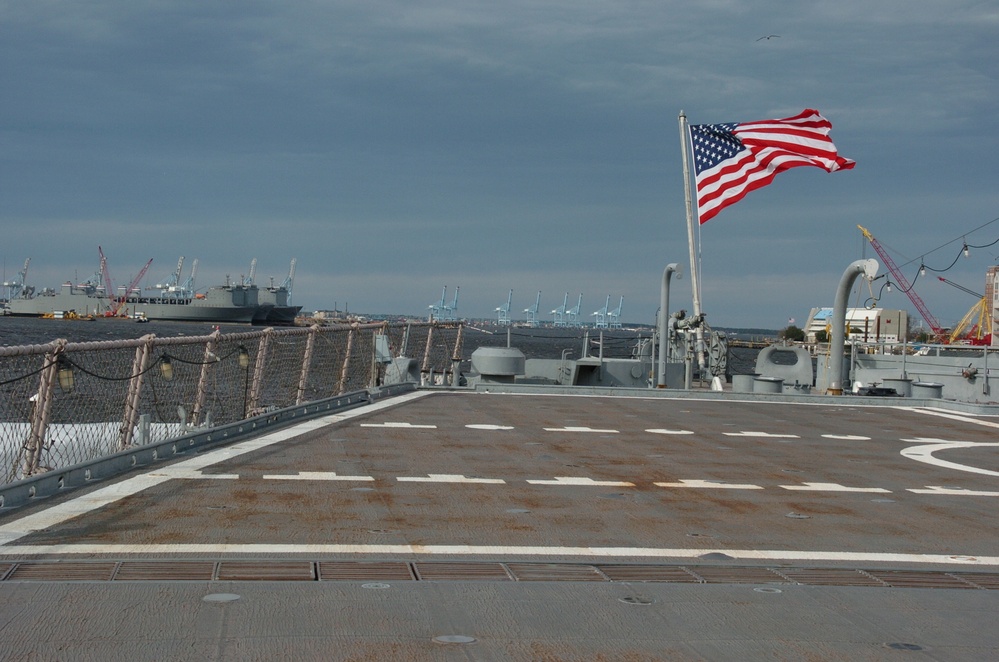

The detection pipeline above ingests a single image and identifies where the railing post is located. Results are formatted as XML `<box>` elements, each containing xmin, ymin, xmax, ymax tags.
<box><xmin>192</xmin><ymin>329</ymin><xmax>221</xmax><ymax>426</ymax></box>
<box><xmin>451</xmin><ymin>323</ymin><xmax>464</xmax><ymax>385</ymax></box>
<box><xmin>21</xmin><ymin>341</ymin><xmax>65</xmax><ymax>477</ymax></box>
<box><xmin>296</xmin><ymin>325</ymin><xmax>318</xmax><ymax>405</ymax></box>
<box><xmin>337</xmin><ymin>326</ymin><xmax>356</xmax><ymax>395</ymax></box>
<box><xmin>421</xmin><ymin>324</ymin><xmax>434</xmax><ymax>384</ymax></box>
<box><xmin>247</xmin><ymin>328</ymin><xmax>273</xmax><ymax>416</ymax></box>
<box><xmin>120</xmin><ymin>334</ymin><xmax>154</xmax><ymax>449</ymax></box>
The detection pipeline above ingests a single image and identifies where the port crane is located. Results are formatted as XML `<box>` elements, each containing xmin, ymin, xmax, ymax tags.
<box><xmin>857</xmin><ymin>225</ymin><xmax>948</xmax><ymax>342</ymax></box>
<box><xmin>98</xmin><ymin>247</ymin><xmax>153</xmax><ymax>316</ymax></box>
<box><xmin>937</xmin><ymin>277</ymin><xmax>992</xmax><ymax>345</ymax></box>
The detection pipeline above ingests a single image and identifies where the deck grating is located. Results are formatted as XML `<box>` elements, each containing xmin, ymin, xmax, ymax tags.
<box><xmin>319</xmin><ymin>561</ymin><xmax>416</xmax><ymax>581</ymax></box>
<box><xmin>8</xmin><ymin>561</ymin><xmax>119</xmax><ymax>582</ymax></box>
<box><xmin>596</xmin><ymin>564</ymin><xmax>703</xmax><ymax>583</ymax></box>
<box><xmin>215</xmin><ymin>561</ymin><xmax>316</xmax><ymax>581</ymax></box>
<box><xmin>0</xmin><ymin>560</ymin><xmax>996</xmax><ymax>589</ymax></box>
<box><xmin>413</xmin><ymin>562</ymin><xmax>511</xmax><ymax>581</ymax></box>
<box><xmin>684</xmin><ymin>566</ymin><xmax>788</xmax><ymax>584</ymax></box>
<box><xmin>114</xmin><ymin>561</ymin><xmax>217</xmax><ymax>582</ymax></box>
<box><xmin>866</xmin><ymin>570</ymin><xmax>982</xmax><ymax>589</ymax></box>
<box><xmin>775</xmin><ymin>567</ymin><xmax>886</xmax><ymax>587</ymax></box>
<box><xmin>507</xmin><ymin>563</ymin><xmax>608</xmax><ymax>581</ymax></box>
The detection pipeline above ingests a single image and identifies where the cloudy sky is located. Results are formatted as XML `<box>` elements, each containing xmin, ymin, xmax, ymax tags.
<box><xmin>3</xmin><ymin>1</ymin><xmax>998</xmax><ymax>329</ymax></box>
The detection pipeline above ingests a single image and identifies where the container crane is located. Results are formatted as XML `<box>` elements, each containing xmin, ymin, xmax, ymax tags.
<box><xmin>857</xmin><ymin>225</ymin><xmax>947</xmax><ymax>342</ymax></box>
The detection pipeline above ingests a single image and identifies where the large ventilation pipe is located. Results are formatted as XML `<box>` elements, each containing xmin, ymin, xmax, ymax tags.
<box><xmin>828</xmin><ymin>258</ymin><xmax>879</xmax><ymax>394</ymax></box>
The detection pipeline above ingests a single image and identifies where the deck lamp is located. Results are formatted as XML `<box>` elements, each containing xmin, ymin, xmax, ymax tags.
<box><xmin>237</xmin><ymin>345</ymin><xmax>250</xmax><ymax>369</ymax></box>
<box><xmin>159</xmin><ymin>354</ymin><xmax>174</xmax><ymax>382</ymax></box>
<box><xmin>963</xmin><ymin>243</ymin><xmax>970</xmax><ymax>258</ymax></box>
<box><xmin>885</xmin><ymin>281</ymin><xmax>892</xmax><ymax>293</ymax></box>
<box><xmin>920</xmin><ymin>263</ymin><xmax>926</xmax><ymax>277</ymax></box>
<box><xmin>56</xmin><ymin>356</ymin><xmax>75</xmax><ymax>393</ymax></box>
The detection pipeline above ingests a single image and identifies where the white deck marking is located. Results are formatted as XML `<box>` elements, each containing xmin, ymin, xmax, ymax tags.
<box><xmin>263</xmin><ymin>472</ymin><xmax>374</xmax><ymax>482</ymax></box>
<box><xmin>526</xmin><ymin>476</ymin><xmax>634</xmax><ymax>487</ymax></box>
<box><xmin>899</xmin><ymin>407</ymin><xmax>999</xmax><ymax>429</ymax></box>
<box><xmin>148</xmin><ymin>469</ymin><xmax>239</xmax><ymax>480</ymax></box>
<box><xmin>821</xmin><ymin>434</ymin><xmax>871</xmax><ymax>440</ymax></box>
<box><xmin>654</xmin><ymin>479</ymin><xmax>763</xmax><ymax>490</ymax></box>
<box><xmin>360</xmin><ymin>422</ymin><xmax>437</xmax><ymax>429</ymax></box>
<box><xmin>780</xmin><ymin>482</ymin><xmax>892</xmax><ymax>493</ymax></box>
<box><xmin>908</xmin><ymin>486</ymin><xmax>999</xmax><ymax>497</ymax></box>
<box><xmin>543</xmin><ymin>426</ymin><xmax>619</xmax><ymax>433</ymax></box>
<box><xmin>0</xmin><ymin>543</ymin><xmax>996</xmax><ymax>567</ymax></box>
<box><xmin>723</xmin><ymin>431</ymin><xmax>799</xmax><ymax>439</ymax></box>
<box><xmin>646</xmin><ymin>428</ymin><xmax>694</xmax><ymax>435</ymax></box>
<box><xmin>900</xmin><ymin>437</ymin><xmax>999</xmax><ymax>477</ymax></box>
<box><xmin>465</xmin><ymin>424</ymin><xmax>514</xmax><ymax>431</ymax></box>
<box><xmin>397</xmin><ymin>474</ymin><xmax>506</xmax><ymax>484</ymax></box>
<box><xmin>0</xmin><ymin>390</ymin><xmax>434</xmax><ymax>547</ymax></box>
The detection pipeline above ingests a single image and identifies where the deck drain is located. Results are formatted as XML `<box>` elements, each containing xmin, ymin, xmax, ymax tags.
<box><xmin>433</xmin><ymin>635</ymin><xmax>476</xmax><ymax>645</ymax></box>
<box><xmin>506</xmin><ymin>509</ymin><xmax>530</xmax><ymax>514</ymax></box>
<box><xmin>885</xmin><ymin>643</ymin><xmax>923</xmax><ymax>651</ymax></box>
<box><xmin>785</xmin><ymin>512</ymin><xmax>810</xmax><ymax>519</ymax></box>
<box><xmin>687</xmin><ymin>533</ymin><xmax>714</xmax><ymax>539</ymax></box>
<box><xmin>618</xmin><ymin>596</ymin><xmax>655</xmax><ymax>605</ymax></box>
<box><xmin>753</xmin><ymin>587</ymin><xmax>782</xmax><ymax>594</ymax></box>
<box><xmin>361</xmin><ymin>583</ymin><xmax>391</xmax><ymax>590</ymax></box>
<box><xmin>367</xmin><ymin>529</ymin><xmax>395</xmax><ymax>535</ymax></box>
<box><xmin>203</xmin><ymin>593</ymin><xmax>241</xmax><ymax>603</ymax></box>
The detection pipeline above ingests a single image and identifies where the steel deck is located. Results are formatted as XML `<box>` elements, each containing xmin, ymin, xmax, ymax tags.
<box><xmin>2</xmin><ymin>389</ymin><xmax>998</xmax><ymax>660</ymax></box>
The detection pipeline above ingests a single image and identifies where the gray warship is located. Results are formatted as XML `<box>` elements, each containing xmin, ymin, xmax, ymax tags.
<box><xmin>3</xmin><ymin>256</ymin><xmax>300</xmax><ymax>325</ymax></box>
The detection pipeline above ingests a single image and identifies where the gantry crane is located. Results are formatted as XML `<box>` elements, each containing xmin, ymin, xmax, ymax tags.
<box><xmin>937</xmin><ymin>277</ymin><xmax>993</xmax><ymax>345</ymax></box>
<box><xmin>857</xmin><ymin>225</ymin><xmax>948</xmax><ymax>342</ymax></box>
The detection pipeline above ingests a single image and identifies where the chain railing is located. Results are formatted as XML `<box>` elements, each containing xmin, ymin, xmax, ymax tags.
<box><xmin>0</xmin><ymin>321</ymin><xmax>463</xmax><ymax>486</ymax></box>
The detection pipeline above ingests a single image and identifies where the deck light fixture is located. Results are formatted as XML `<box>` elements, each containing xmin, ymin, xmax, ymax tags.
<box><xmin>920</xmin><ymin>263</ymin><xmax>926</xmax><ymax>277</ymax></box>
<box><xmin>885</xmin><ymin>281</ymin><xmax>892</xmax><ymax>293</ymax></box>
<box><xmin>56</xmin><ymin>355</ymin><xmax>75</xmax><ymax>393</ymax></box>
<box><xmin>963</xmin><ymin>243</ymin><xmax>970</xmax><ymax>258</ymax></box>
<box><xmin>238</xmin><ymin>345</ymin><xmax>250</xmax><ymax>368</ymax></box>
<box><xmin>159</xmin><ymin>354</ymin><xmax>174</xmax><ymax>382</ymax></box>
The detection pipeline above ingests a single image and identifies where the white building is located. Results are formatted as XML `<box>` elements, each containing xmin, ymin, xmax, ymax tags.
<box><xmin>804</xmin><ymin>307</ymin><xmax>908</xmax><ymax>344</ymax></box>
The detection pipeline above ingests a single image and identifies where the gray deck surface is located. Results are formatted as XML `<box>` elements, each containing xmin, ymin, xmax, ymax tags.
<box><xmin>2</xmin><ymin>389</ymin><xmax>999</xmax><ymax>660</ymax></box>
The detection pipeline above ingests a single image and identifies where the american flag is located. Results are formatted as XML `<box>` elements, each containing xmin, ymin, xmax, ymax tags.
<box><xmin>689</xmin><ymin>109</ymin><xmax>854</xmax><ymax>224</ymax></box>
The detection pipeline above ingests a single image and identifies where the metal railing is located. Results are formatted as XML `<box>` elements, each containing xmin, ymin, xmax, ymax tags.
<box><xmin>0</xmin><ymin>321</ymin><xmax>463</xmax><ymax>486</ymax></box>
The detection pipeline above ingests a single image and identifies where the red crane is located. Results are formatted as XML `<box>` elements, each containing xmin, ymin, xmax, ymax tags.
<box><xmin>857</xmin><ymin>225</ymin><xmax>947</xmax><ymax>342</ymax></box>
<box><xmin>110</xmin><ymin>259</ymin><xmax>153</xmax><ymax>316</ymax></box>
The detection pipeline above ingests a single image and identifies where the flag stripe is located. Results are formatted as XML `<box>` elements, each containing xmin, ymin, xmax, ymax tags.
<box><xmin>689</xmin><ymin>109</ymin><xmax>854</xmax><ymax>223</ymax></box>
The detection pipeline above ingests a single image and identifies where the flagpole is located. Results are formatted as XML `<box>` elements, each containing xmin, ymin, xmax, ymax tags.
<box><xmin>678</xmin><ymin>111</ymin><xmax>702</xmax><ymax>321</ymax></box>
<box><xmin>678</xmin><ymin>110</ymin><xmax>707</xmax><ymax>380</ymax></box>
